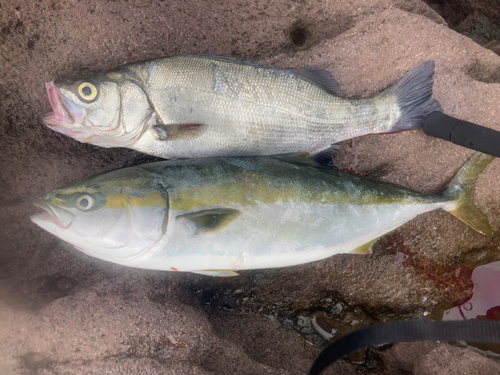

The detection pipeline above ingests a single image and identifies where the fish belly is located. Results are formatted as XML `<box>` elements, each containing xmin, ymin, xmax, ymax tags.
<box><xmin>125</xmin><ymin>200</ymin><xmax>445</xmax><ymax>272</ymax></box>
<box><xmin>132</xmin><ymin>57</ymin><xmax>392</xmax><ymax>158</ymax></box>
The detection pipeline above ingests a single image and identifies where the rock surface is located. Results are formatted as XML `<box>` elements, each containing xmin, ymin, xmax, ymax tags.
<box><xmin>424</xmin><ymin>0</ymin><xmax>500</xmax><ymax>52</ymax></box>
<box><xmin>1</xmin><ymin>0</ymin><xmax>500</xmax><ymax>374</ymax></box>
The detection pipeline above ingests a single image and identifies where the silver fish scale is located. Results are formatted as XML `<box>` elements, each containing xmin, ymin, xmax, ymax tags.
<box><xmin>128</xmin><ymin>55</ymin><xmax>392</xmax><ymax>158</ymax></box>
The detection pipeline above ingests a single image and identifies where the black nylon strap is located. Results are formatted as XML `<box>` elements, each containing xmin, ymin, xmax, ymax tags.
<box><xmin>309</xmin><ymin>320</ymin><xmax>500</xmax><ymax>375</ymax></box>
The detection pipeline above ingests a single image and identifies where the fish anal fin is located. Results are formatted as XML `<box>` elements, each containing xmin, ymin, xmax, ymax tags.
<box><xmin>177</xmin><ymin>208</ymin><xmax>241</xmax><ymax>235</ymax></box>
<box><xmin>151</xmin><ymin>123</ymin><xmax>205</xmax><ymax>141</ymax></box>
<box><xmin>350</xmin><ymin>237</ymin><xmax>380</xmax><ymax>254</ymax></box>
<box><xmin>311</xmin><ymin>145</ymin><xmax>340</xmax><ymax>168</ymax></box>
<box><xmin>192</xmin><ymin>269</ymin><xmax>239</xmax><ymax>277</ymax></box>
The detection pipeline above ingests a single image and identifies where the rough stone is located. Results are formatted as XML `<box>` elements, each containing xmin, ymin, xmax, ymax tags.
<box><xmin>424</xmin><ymin>0</ymin><xmax>500</xmax><ymax>50</ymax></box>
<box><xmin>377</xmin><ymin>341</ymin><xmax>500</xmax><ymax>374</ymax></box>
<box><xmin>414</xmin><ymin>343</ymin><xmax>500</xmax><ymax>374</ymax></box>
<box><xmin>0</xmin><ymin>277</ymin><xmax>315</xmax><ymax>374</ymax></box>
<box><xmin>1</xmin><ymin>0</ymin><xmax>500</xmax><ymax>374</ymax></box>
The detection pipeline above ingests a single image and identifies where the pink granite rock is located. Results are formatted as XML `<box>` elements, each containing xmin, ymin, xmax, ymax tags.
<box><xmin>1</xmin><ymin>0</ymin><xmax>499</xmax><ymax>373</ymax></box>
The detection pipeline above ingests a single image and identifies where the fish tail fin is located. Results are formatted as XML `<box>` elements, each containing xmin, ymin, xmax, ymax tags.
<box><xmin>383</xmin><ymin>60</ymin><xmax>442</xmax><ymax>133</ymax></box>
<box><xmin>442</xmin><ymin>152</ymin><xmax>494</xmax><ymax>235</ymax></box>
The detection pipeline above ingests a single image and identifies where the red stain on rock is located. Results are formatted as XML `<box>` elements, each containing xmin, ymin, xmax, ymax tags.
<box><xmin>382</xmin><ymin>233</ymin><xmax>474</xmax><ymax>303</ymax></box>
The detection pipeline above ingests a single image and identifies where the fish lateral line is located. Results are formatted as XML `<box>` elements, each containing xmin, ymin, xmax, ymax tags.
<box><xmin>42</xmin><ymin>55</ymin><xmax>441</xmax><ymax>160</ymax></box>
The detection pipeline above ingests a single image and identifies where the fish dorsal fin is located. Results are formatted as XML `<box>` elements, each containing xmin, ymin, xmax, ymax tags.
<box><xmin>183</xmin><ymin>54</ymin><xmax>343</xmax><ymax>97</ymax></box>
<box><xmin>224</xmin><ymin>158</ymin><xmax>263</xmax><ymax>171</ymax></box>
<box><xmin>288</xmin><ymin>67</ymin><xmax>343</xmax><ymax>97</ymax></box>
<box><xmin>176</xmin><ymin>208</ymin><xmax>241</xmax><ymax>234</ymax></box>
<box><xmin>184</xmin><ymin>53</ymin><xmax>267</xmax><ymax>68</ymax></box>
<box><xmin>192</xmin><ymin>269</ymin><xmax>239</xmax><ymax>277</ymax></box>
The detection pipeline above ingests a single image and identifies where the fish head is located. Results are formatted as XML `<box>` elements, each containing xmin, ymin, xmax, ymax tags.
<box><xmin>30</xmin><ymin>167</ymin><xmax>169</xmax><ymax>263</ymax></box>
<box><xmin>40</xmin><ymin>72</ymin><xmax>156</xmax><ymax>148</ymax></box>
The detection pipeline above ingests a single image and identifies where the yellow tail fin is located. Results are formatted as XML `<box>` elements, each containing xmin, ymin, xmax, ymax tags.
<box><xmin>443</xmin><ymin>152</ymin><xmax>494</xmax><ymax>235</ymax></box>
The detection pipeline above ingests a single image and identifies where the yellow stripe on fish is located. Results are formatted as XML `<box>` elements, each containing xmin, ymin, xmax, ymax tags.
<box><xmin>31</xmin><ymin>153</ymin><xmax>493</xmax><ymax>276</ymax></box>
<box><xmin>103</xmin><ymin>192</ymin><xmax>168</xmax><ymax>209</ymax></box>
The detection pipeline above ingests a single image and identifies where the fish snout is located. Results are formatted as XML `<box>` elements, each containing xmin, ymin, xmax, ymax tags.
<box><xmin>31</xmin><ymin>199</ymin><xmax>75</xmax><ymax>229</ymax></box>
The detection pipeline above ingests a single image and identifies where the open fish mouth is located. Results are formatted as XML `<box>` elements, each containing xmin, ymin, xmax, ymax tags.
<box><xmin>39</xmin><ymin>82</ymin><xmax>97</xmax><ymax>142</ymax></box>
<box><xmin>39</xmin><ymin>81</ymin><xmax>76</xmax><ymax>128</ymax></box>
<box><xmin>30</xmin><ymin>200</ymin><xmax>75</xmax><ymax>230</ymax></box>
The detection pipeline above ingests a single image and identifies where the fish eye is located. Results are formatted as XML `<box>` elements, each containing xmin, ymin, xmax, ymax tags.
<box><xmin>78</xmin><ymin>82</ymin><xmax>97</xmax><ymax>101</ymax></box>
<box><xmin>76</xmin><ymin>194</ymin><xmax>94</xmax><ymax>210</ymax></box>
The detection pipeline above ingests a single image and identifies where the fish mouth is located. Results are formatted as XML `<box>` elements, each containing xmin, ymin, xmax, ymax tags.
<box><xmin>39</xmin><ymin>82</ymin><xmax>109</xmax><ymax>145</ymax></box>
<box><xmin>30</xmin><ymin>200</ymin><xmax>75</xmax><ymax>230</ymax></box>
<box><xmin>39</xmin><ymin>81</ymin><xmax>76</xmax><ymax>128</ymax></box>
<box><xmin>40</xmin><ymin>81</ymin><xmax>89</xmax><ymax>138</ymax></box>
<box><xmin>39</xmin><ymin>82</ymin><xmax>95</xmax><ymax>142</ymax></box>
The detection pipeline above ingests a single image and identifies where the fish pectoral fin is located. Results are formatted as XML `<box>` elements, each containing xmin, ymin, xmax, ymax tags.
<box><xmin>151</xmin><ymin>124</ymin><xmax>170</xmax><ymax>140</ymax></box>
<box><xmin>151</xmin><ymin>123</ymin><xmax>205</xmax><ymax>141</ymax></box>
<box><xmin>288</xmin><ymin>67</ymin><xmax>343</xmax><ymax>97</ymax></box>
<box><xmin>176</xmin><ymin>208</ymin><xmax>242</xmax><ymax>234</ymax></box>
<box><xmin>350</xmin><ymin>237</ymin><xmax>381</xmax><ymax>254</ymax></box>
<box><xmin>192</xmin><ymin>269</ymin><xmax>240</xmax><ymax>277</ymax></box>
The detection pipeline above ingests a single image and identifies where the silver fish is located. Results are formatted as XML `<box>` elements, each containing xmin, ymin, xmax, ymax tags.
<box><xmin>31</xmin><ymin>152</ymin><xmax>492</xmax><ymax>276</ymax></box>
<box><xmin>40</xmin><ymin>55</ymin><xmax>441</xmax><ymax>160</ymax></box>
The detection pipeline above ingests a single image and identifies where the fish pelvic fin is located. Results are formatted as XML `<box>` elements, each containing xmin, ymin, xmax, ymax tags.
<box><xmin>192</xmin><ymin>269</ymin><xmax>239</xmax><ymax>277</ymax></box>
<box><xmin>349</xmin><ymin>236</ymin><xmax>380</xmax><ymax>254</ymax></box>
<box><xmin>383</xmin><ymin>60</ymin><xmax>442</xmax><ymax>133</ymax></box>
<box><xmin>442</xmin><ymin>152</ymin><xmax>494</xmax><ymax>235</ymax></box>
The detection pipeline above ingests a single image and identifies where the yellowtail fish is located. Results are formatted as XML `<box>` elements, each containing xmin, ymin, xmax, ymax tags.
<box><xmin>40</xmin><ymin>55</ymin><xmax>441</xmax><ymax>160</ymax></box>
<box><xmin>30</xmin><ymin>152</ymin><xmax>493</xmax><ymax>276</ymax></box>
